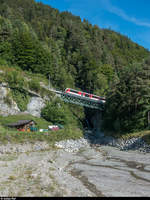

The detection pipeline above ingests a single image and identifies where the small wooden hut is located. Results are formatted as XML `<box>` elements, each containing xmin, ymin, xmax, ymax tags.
<box><xmin>7</xmin><ymin>120</ymin><xmax>37</xmax><ymax>131</ymax></box>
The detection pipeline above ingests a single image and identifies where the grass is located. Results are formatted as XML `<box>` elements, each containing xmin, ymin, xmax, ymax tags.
<box><xmin>0</xmin><ymin>114</ymin><xmax>51</xmax><ymax>129</ymax></box>
<box><xmin>0</xmin><ymin>114</ymin><xmax>83</xmax><ymax>145</ymax></box>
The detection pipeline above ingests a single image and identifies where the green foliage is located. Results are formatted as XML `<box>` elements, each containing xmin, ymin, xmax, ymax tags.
<box><xmin>103</xmin><ymin>60</ymin><xmax>150</xmax><ymax>133</ymax></box>
<box><xmin>0</xmin><ymin>58</ymin><xmax>8</xmax><ymax>66</ymax></box>
<box><xmin>4</xmin><ymin>69</ymin><xmax>29</xmax><ymax>111</ymax></box>
<box><xmin>11</xmin><ymin>89</ymin><xmax>30</xmax><ymax>111</ymax></box>
<box><xmin>11</xmin><ymin>28</ymin><xmax>51</xmax><ymax>75</ymax></box>
<box><xmin>0</xmin><ymin>0</ymin><xmax>149</xmax><ymax>94</ymax></box>
<box><xmin>0</xmin><ymin>41</ymin><xmax>13</xmax><ymax>64</ymax></box>
<box><xmin>100</xmin><ymin>64</ymin><xmax>115</xmax><ymax>82</ymax></box>
<box><xmin>4</xmin><ymin>70</ymin><xmax>24</xmax><ymax>88</ymax></box>
<box><xmin>41</xmin><ymin>97</ymin><xmax>78</xmax><ymax>126</ymax></box>
<box><xmin>28</xmin><ymin>79</ymin><xmax>40</xmax><ymax>93</ymax></box>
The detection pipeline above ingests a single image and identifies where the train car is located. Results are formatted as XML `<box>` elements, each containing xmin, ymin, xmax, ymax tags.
<box><xmin>65</xmin><ymin>88</ymin><xmax>106</xmax><ymax>103</ymax></box>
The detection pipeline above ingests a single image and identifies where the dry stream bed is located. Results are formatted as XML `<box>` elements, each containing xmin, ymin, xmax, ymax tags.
<box><xmin>0</xmin><ymin>141</ymin><xmax>150</xmax><ymax>197</ymax></box>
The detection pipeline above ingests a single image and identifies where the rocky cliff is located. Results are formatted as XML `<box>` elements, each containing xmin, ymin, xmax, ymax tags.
<box><xmin>0</xmin><ymin>84</ymin><xmax>47</xmax><ymax>117</ymax></box>
<box><xmin>0</xmin><ymin>85</ymin><xmax>20</xmax><ymax>116</ymax></box>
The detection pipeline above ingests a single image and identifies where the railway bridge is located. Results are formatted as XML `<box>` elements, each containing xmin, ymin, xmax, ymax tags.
<box><xmin>48</xmin><ymin>88</ymin><xmax>105</xmax><ymax>110</ymax></box>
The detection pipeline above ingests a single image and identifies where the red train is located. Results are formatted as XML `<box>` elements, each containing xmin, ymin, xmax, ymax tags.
<box><xmin>65</xmin><ymin>88</ymin><xmax>106</xmax><ymax>103</ymax></box>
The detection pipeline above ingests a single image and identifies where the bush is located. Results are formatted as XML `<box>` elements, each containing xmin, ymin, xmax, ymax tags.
<box><xmin>28</xmin><ymin>79</ymin><xmax>41</xmax><ymax>93</ymax></box>
<box><xmin>41</xmin><ymin>98</ymin><xmax>77</xmax><ymax>126</ymax></box>
<box><xmin>11</xmin><ymin>89</ymin><xmax>30</xmax><ymax>111</ymax></box>
<box><xmin>5</xmin><ymin>70</ymin><xmax>24</xmax><ymax>88</ymax></box>
<box><xmin>0</xmin><ymin>58</ymin><xmax>8</xmax><ymax>66</ymax></box>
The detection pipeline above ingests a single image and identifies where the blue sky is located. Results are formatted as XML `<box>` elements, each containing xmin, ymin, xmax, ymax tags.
<box><xmin>35</xmin><ymin>0</ymin><xmax>150</xmax><ymax>50</ymax></box>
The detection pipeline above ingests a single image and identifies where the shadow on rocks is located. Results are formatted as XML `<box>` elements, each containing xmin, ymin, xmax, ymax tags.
<box><xmin>83</xmin><ymin>129</ymin><xmax>150</xmax><ymax>153</ymax></box>
<box><xmin>83</xmin><ymin>128</ymin><xmax>116</xmax><ymax>147</ymax></box>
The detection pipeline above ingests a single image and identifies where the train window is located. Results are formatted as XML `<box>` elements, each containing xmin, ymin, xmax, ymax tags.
<box><xmin>93</xmin><ymin>95</ymin><xmax>99</xmax><ymax>99</ymax></box>
<box><xmin>85</xmin><ymin>93</ymin><xmax>89</xmax><ymax>97</ymax></box>
<box><xmin>70</xmin><ymin>89</ymin><xmax>78</xmax><ymax>94</ymax></box>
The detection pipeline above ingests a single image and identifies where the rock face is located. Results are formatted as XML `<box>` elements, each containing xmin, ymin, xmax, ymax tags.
<box><xmin>0</xmin><ymin>86</ymin><xmax>20</xmax><ymax>116</ymax></box>
<box><xmin>0</xmin><ymin>84</ymin><xmax>47</xmax><ymax>117</ymax></box>
<box><xmin>26</xmin><ymin>97</ymin><xmax>46</xmax><ymax>117</ymax></box>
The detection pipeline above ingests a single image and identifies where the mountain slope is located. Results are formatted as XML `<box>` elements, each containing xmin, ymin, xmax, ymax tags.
<box><xmin>0</xmin><ymin>0</ymin><xmax>149</xmax><ymax>95</ymax></box>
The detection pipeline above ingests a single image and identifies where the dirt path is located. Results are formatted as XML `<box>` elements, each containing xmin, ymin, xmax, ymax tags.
<box><xmin>0</xmin><ymin>145</ymin><xmax>150</xmax><ymax>197</ymax></box>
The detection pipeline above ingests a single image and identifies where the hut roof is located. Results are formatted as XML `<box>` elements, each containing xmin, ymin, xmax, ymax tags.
<box><xmin>7</xmin><ymin>120</ymin><xmax>36</xmax><ymax>127</ymax></box>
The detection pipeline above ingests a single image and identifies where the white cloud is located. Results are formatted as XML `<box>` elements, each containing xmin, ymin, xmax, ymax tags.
<box><xmin>101</xmin><ymin>0</ymin><xmax>150</xmax><ymax>28</ymax></box>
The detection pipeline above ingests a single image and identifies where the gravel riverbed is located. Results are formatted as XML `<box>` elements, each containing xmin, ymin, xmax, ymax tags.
<box><xmin>0</xmin><ymin>130</ymin><xmax>150</xmax><ymax>197</ymax></box>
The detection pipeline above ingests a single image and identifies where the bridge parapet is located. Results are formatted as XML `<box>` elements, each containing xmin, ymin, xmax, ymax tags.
<box><xmin>61</xmin><ymin>93</ymin><xmax>104</xmax><ymax>110</ymax></box>
<box><xmin>46</xmin><ymin>88</ymin><xmax>105</xmax><ymax>110</ymax></box>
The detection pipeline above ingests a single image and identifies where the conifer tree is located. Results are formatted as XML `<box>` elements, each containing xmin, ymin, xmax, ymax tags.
<box><xmin>103</xmin><ymin>60</ymin><xmax>150</xmax><ymax>132</ymax></box>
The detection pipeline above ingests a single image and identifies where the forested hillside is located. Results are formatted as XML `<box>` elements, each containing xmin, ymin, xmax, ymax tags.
<box><xmin>0</xmin><ymin>0</ymin><xmax>150</xmax><ymax>133</ymax></box>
